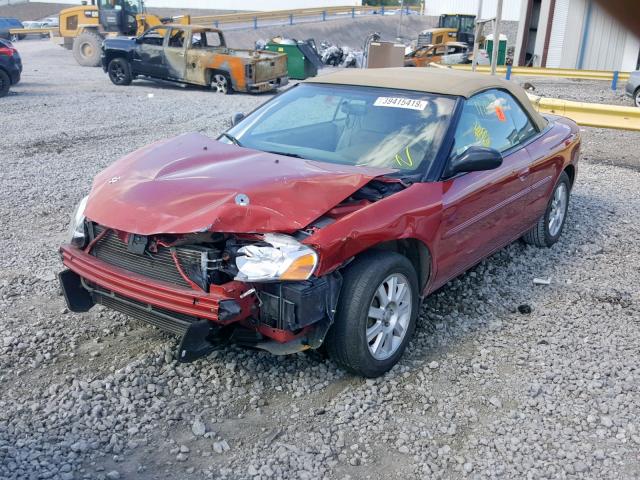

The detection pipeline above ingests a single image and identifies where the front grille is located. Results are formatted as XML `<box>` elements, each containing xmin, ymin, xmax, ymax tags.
<box><xmin>94</xmin><ymin>290</ymin><xmax>196</xmax><ymax>336</ymax></box>
<box><xmin>92</xmin><ymin>225</ymin><xmax>204</xmax><ymax>289</ymax></box>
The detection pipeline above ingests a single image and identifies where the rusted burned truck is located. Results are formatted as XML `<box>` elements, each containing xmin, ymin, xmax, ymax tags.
<box><xmin>101</xmin><ymin>25</ymin><xmax>288</xmax><ymax>94</ymax></box>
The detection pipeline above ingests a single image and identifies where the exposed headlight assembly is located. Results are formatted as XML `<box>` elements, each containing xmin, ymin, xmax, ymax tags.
<box><xmin>68</xmin><ymin>196</ymin><xmax>88</xmax><ymax>247</ymax></box>
<box><xmin>235</xmin><ymin>233</ymin><xmax>318</xmax><ymax>282</ymax></box>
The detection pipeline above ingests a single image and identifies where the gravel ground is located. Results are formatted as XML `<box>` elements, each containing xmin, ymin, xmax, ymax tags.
<box><xmin>1</xmin><ymin>40</ymin><xmax>639</xmax><ymax>480</ymax></box>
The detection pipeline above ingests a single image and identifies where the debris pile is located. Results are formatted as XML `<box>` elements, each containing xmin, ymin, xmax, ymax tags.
<box><xmin>319</xmin><ymin>43</ymin><xmax>363</xmax><ymax>68</ymax></box>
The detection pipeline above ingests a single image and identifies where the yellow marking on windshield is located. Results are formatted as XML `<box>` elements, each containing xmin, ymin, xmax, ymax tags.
<box><xmin>395</xmin><ymin>146</ymin><xmax>414</xmax><ymax>168</ymax></box>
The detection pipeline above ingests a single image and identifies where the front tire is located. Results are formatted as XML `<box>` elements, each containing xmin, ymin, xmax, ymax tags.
<box><xmin>523</xmin><ymin>171</ymin><xmax>571</xmax><ymax>247</ymax></box>
<box><xmin>326</xmin><ymin>251</ymin><xmax>419</xmax><ymax>378</ymax></box>
<box><xmin>634</xmin><ymin>88</ymin><xmax>640</xmax><ymax>108</ymax></box>
<box><xmin>0</xmin><ymin>69</ymin><xmax>10</xmax><ymax>98</ymax></box>
<box><xmin>72</xmin><ymin>31</ymin><xmax>103</xmax><ymax>67</ymax></box>
<box><xmin>107</xmin><ymin>58</ymin><xmax>132</xmax><ymax>86</ymax></box>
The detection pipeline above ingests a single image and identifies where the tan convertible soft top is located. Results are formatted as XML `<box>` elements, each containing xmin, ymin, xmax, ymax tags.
<box><xmin>308</xmin><ymin>67</ymin><xmax>547</xmax><ymax>131</ymax></box>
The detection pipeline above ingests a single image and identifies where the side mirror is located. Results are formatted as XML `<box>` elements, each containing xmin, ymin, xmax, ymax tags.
<box><xmin>444</xmin><ymin>146</ymin><xmax>503</xmax><ymax>178</ymax></box>
<box><xmin>231</xmin><ymin>112</ymin><xmax>245</xmax><ymax>126</ymax></box>
<box><xmin>135</xmin><ymin>37</ymin><xmax>142</xmax><ymax>44</ymax></box>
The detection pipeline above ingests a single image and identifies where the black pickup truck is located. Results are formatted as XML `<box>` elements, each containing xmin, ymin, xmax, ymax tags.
<box><xmin>0</xmin><ymin>39</ymin><xmax>22</xmax><ymax>97</ymax></box>
<box><xmin>101</xmin><ymin>25</ymin><xmax>288</xmax><ymax>94</ymax></box>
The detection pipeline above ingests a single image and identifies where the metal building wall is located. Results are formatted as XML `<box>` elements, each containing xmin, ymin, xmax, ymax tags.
<box><xmin>545</xmin><ymin>0</ymin><xmax>569</xmax><ymax>68</ymax></box>
<box><xmin>578</xmin><ymin>2</ymin><xmax>626</xmax><ymax>70</ymax></box>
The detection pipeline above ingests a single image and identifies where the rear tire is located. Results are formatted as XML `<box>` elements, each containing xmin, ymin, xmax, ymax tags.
<box><xmin>0</xmin><ymin>69</ymin><xmax>10</xmax><ymax>98</ymax></box>
<box><xmin>107</xmin><ymin>58</ymin><xmax>132</xmax><ymax>86</ymax></box>
<box><xmin>211</xmin><ymin>72</ymin><xmax>232</xmax><ymax>94</ymax></box>
<box><xmin>73</xmin><ymin>31</ymin><xmax>103</xmax><ymax>67</ymax></box>
<box><xmin>634</xmin><ymin>88</ymin><xmax>640</xmax><ymax>108</ymax></box>
<box><xmin>326</xmin><ymin>251</ymin><xmax>419</xmax><ymax>378</ymax></box>
<box><xmin>522</xmin><ymin>171</ymin><xmax>571</xmax><ymax>248</ymax></box>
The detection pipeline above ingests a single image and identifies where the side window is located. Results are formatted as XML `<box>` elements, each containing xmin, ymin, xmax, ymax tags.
<box><xmin>140</xmin><ymin>28</ymin><xmax>165</xmax><ymax>46</ymax></box>
<box><xmin>167</xmin><ymin>28</ymin><xmax>185</xmax><ymax>48</ymax></box>
<box><xmin>450</xmin><ymin>89</ymin><xmax>538</xmax><ymax>158</ymax></box>
<box><xmin>204</xmin><ymin>32</ymin><xmax>222</xmax><ymax>47</ymax></box>
<box><xmin>191</xmin><ymin>32</ymin><xmax>203</xmax><ymax>48</ymax></box>
<box><xmin>433</xmin><ymin>46</ymin><xmax>446</xmax><ymax>56</ymax></box>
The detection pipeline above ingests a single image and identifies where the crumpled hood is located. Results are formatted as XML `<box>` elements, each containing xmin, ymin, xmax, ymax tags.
<box><xmin>85</xmin><ymin>133</ymin><xmax>394</xmax><ymax>235</ymax></box>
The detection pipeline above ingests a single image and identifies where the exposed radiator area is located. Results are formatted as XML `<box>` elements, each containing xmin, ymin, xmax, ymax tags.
<box><xmin>91</xmin><ymin>225</ymin><xmax>205</xmax><ymax>289</ymax></box>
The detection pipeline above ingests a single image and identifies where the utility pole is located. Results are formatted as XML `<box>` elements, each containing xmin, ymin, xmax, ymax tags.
<box><xmin>397</xmin><ymin>0</ymin><xmax>405</xmax><ymax>39</ymax></box>
<box><xmin>490</xmin><ymin>0</ymin><xmax>503</xmax><ymax>75</ymax></box>
<box><xmin>471</xmin><ymin>0</ymin><xmax>483</xmax><ymax>71</ymax></box>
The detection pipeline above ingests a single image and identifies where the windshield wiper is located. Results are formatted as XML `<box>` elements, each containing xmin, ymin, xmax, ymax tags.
<box><xmin>266</xmin><ymin>150</ymin><xmax>304</xmax><ymax>158</ymax></box>
<box><xmin>220</xmin><ymin>132</ymin><xmax>242</xmax><ymax>146</ymax></box>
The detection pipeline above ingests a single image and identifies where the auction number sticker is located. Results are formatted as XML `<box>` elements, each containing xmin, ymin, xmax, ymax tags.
<box><xmin>374</xmin><ymin>97</ymin><xmax>427</xmax><ymax>110</ymax></box>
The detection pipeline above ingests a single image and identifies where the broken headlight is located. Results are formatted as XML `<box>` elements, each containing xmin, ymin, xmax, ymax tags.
<box><xmin>68</xmin><ymin>195</ymin><xmax>88</xmax><ymax>247</ymax></box>
<box><xmin>235</xmin><ymin>233</ymin><xmax>317</xmax><ymax>282</ymax></box>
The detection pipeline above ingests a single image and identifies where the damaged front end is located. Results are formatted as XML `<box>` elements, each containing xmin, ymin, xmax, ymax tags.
<box><xmin>59</xmin><ymin>220</ymin><xmax>342</xmax><ymax>362</ymax></box>
<box><xmin>58</xmin><ymin>137</ymin><xmax>410</xmax><ymax>363</ymax></box>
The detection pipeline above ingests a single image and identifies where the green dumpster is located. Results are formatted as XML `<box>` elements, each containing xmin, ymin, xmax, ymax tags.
<box><xmin>485</xmin><ymin>34</ymin><xmax>507</xmax><ymax>66</ymax></box>
<box><xmin>265</xmin><ymin>41</ymin><xmax>318</xmax><ymax>80</ymax></box>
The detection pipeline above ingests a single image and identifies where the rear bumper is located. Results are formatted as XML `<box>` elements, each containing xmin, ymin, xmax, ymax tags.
<box><xmin>59</xmin><ymin>243</ymin><xmax>254</xmax><ymax>324</ymax></box>
<box><xmin>247</xmin><ymin>75</ymin><xmax>288</xmax><ymax>93</ymax></box>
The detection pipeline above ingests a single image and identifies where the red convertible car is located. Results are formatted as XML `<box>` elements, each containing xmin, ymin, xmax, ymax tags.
<box><xmin>59</xmin><ymin>68</ymin><xmax>580</xmax><ymax>377</ymax></box>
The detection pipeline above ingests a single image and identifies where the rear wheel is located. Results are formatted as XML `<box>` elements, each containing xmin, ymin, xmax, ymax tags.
<box><xmin>108</xmin><ymin>58</ymin><xmax>132</xmax><ymax>86</ymax></box>
<box><xmin>9</xmin><ymin>34</ymin><xmax>18</xmax><ymax>43</ymax></box>
<box><xmin>211</xmin><ymin>72</ymin><xmax>232</xmax><ymax>94</ymax></box>
<box><xmin>0</xmin><ymin>70</ymin><xmax>10</xmax><ymax>97</ymax></box>
<box><xmin>523</xmin><ymin>171</ymin><xmax>571</xmax><ymax>247</ymax></box>
<box><xmin>326</xmin><ymin>251</ymin><xmax>419</xmax><ymax>377</ymax></box>
<box><xmin>72</xmin><ymin>31</ymin><xmax>103</xmax><ymax>67</ymax></box>
<box><xmin>634</xmin><ymin>88</ymin><xmax>640</xmax><ymax>108</ymax></box>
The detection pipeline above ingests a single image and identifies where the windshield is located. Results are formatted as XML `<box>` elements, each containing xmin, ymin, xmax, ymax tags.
<box><xmin>225</xmin><ymin>84</ymin><xmax>455</xmax><ymax>176</ymax></box>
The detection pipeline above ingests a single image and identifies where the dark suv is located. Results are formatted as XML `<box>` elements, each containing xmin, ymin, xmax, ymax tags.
<box><xmin>0</xmin><ymin>18</ymin><xmax>24</xmax><ymax>42</ymax></box>
<box><xmin>0</xmin><ymin>39</ymin><xmax>22</xmax><ymax>97</ymax></box>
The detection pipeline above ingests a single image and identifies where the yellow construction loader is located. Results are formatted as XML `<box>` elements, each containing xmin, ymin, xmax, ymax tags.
<box><xmin>55</xmin><ymin>0</ymin><xmax>189</xmax><ymax>66</ymax></box>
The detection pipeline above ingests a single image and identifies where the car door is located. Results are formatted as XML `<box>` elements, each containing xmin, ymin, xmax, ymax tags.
<box><xmin>428</xmin><ymin>45</ymin><xmax>447</xmax><ymax>65</ymax></box>
<box><xmin>132</xmin><ymin>27</ymin><xmax>167</xmax><ymax>78</ymax></box>
<box><xmin>479</xmin><ymin>89</ymin><xmax>552</xmax><ymax>233</ymax></box>
<box><xmin>434</xmin><ymin>90</ymin><xmax>535</xmax><ymax>284</ymax></box>
<box><xmin>164</xmin><ymin>27</ymin><xmax>187</xmax><ymax>81</ymax></box>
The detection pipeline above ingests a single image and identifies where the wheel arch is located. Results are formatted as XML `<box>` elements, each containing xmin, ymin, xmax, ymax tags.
<box><xmin>104</xmin><ymin>50</ymin><xmax>130</xmax><ymax>67</ymax></box>
<box><xmin>563</xmin><ymin>163</ymin><xmax>576</xmax><ymax>188</ymax></box>
<box><xmin>205</xmin><ymin>68</ymin><xmax>231</xmax><ymax>85</ymax></box>
<box><xmin>353</xmin><ymin>238</ymin><xmax>433</xmax><ymax>294</ymax></box>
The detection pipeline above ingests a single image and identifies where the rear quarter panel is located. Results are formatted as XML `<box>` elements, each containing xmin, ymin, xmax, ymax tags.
<box><xmin>526</xmin><ymin>115</ymin><xmax>580</xmax><ymax>200</ymax></box>
<box><xmin>187</xmin><ymin>50</ymin><xmax>247</xmax><ymax>90</ymax></box>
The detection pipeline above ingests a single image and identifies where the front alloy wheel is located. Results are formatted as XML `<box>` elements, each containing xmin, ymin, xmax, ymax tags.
<box><xmin>366</xmin><ymin>274</ymin><xmax>412</xmax><ymax>360</ymax></box>
<box><xmin>107</xmin><ymin>58</ymin><xmax>132</xmax><ymax>86</ymax></box>
<box><xmin>326</xmin><ymin>251</ymin><xmax>419</xmax><ymax>377</ymax></box>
